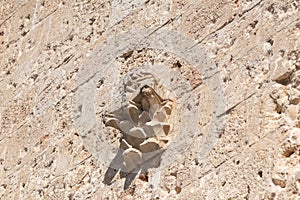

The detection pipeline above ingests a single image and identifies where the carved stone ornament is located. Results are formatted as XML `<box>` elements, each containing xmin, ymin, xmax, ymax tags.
<box><xmin>104</xmin><ymin>84</ymin><xmax>174</xmax><ymax>172</ymax></box>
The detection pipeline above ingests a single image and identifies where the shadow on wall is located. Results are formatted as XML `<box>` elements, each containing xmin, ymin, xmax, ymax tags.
<box><xmin>103</xmin><ymin>148</ymin><xmax>164</xmax><ymax>189</ymax></box>
<box><xmin>102</xmin><ymin>85</ymin><xmax>174</xmax><ymax>189</ymax></box>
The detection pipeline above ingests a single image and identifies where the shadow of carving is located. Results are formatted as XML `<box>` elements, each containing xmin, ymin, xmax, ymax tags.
<box><xmin>102</xmin><ymin>85</ymin><xmax>173</xmax><ymax>189</ymax></box>
<box><xmin>103</xmin><ymin>148</ymin><xmax>165</xmax><ymax>189</ymax></box>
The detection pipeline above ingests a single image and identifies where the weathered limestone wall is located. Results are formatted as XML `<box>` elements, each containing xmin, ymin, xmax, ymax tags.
<box><xmin>0</xmin><ymin>0</ymin><xmax>299</xmax><ymax>199</ymax></box>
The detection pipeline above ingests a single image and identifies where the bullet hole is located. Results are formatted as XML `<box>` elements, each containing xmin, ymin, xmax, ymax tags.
<box><xmin>258</xmin><ymin>170</ymin><xmax>263</xmax><ymax>178</ymax></box>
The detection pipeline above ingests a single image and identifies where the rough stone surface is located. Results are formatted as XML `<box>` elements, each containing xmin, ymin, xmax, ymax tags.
<box><xmin>0</xmin><ymin>0</ymin><xmax>299</xmax><ymax>199</ymax></box>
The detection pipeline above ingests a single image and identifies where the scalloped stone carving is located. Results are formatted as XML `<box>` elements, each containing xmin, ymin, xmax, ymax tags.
<box><xmin>105</xmin><ymin>85</ymin><xmax>174</xmax><ymax>172</ymax></box>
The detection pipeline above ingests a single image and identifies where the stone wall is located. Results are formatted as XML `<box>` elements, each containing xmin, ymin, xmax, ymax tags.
<box><xmin>0</xmin><ymin>0</ymin><xmax>299</xmax><ymax>199</ymax></box>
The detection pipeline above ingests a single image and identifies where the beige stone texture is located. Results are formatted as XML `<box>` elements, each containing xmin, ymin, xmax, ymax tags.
<box><xmin>0</xmin><ymin>0</ymin><xmax>299</xmax><ymax>199</ymax></box>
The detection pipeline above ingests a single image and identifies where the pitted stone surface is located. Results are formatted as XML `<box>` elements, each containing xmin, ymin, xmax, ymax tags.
<box><xmin>1</xmin><ymin>0</ymin><xmax>299</xmax><ymax>199</ymax></box>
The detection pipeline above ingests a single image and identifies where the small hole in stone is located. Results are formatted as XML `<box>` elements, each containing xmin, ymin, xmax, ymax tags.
<box><xmin>221</xmin><ymin>181</ymin><xmax>226</xmax><ymax>186</ymax></box>
<box><xmin>267</xmin><ymin>38</ymin><xmax>274</xmax><ymax>46</ymax></box>
<box><xmin>258</xmin><ymin>170</ymin><xmax>263</xmax><ymax>178</ymax></box>
<box><xmin>138</xmin><ymin>174</ymin><xmax>148</xmax><ymax>182</ymax></box>
<box><xmin>282</xmin><ymin>146</ymin><xmax>296</xmax><ymax>157</ymax></box>
<box><xmin>96</xmin><ymin>79</ymin><xmax>104</xmax><ymax>88</ymax></box>
<box><xmin>187</xmin><ymin>104</ymin><xmax>192</xmax><ymax>110</ymax></box>
<box><xmin>275</xmin><ymin>104</ymin><xmax>283</xmax><ymax>114</ymax></box>
<box><xmin>173</xmin><ymin>61</ymin><xmax>182</xmax><ymax>68</ymax></box>
<box><xmin>170</xmin><ymin>172</ymin><xmax>177</xmax><ymax>177</ymax></box>
<box><xmin>21</xmin><ymin>31</ymin><xmax>28</xmax><ymax>37</ymax></box>
<box><xmin>31</xmin><ymin>74</ymin><xmax>38</xmax><ymax>81</ymax></box>
<box><xmin>175</xmin><ymin>186</ymin><xmax>182</xmax><ymax>194</ymax></box>
<box><xmin>121</xmin><ymin>50</ymin><xmax>133</xmax><ymax>60</ymax></box>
